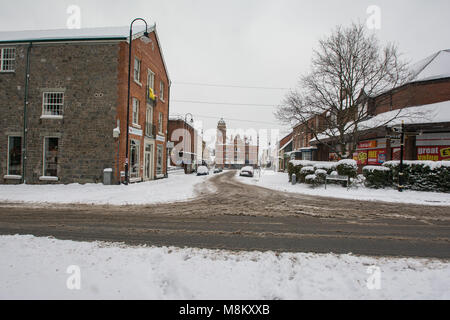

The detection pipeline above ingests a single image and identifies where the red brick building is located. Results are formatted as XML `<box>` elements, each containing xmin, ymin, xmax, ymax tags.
<box><xmin>291</xmin><ymin>49</ymin><xmax>450</xmax><ymax>165</ymax></box>
<box><xmin>167</xmin><ymin>118</ymin><xmax>199</xmax><ymax>173</ymax></box>
<box><xmin>116</xmin><ymin>26</ymin><xmax>170</xmax><ymax>182</ymax></box>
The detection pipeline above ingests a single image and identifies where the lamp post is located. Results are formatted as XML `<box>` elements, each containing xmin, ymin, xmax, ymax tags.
<box><xmin>124</xmin><ymin>18</ymin><xmax>151</xmax><ymax>185</ymax></box>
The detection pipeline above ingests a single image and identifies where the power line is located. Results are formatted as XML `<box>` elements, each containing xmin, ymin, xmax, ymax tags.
<box><xmin>171</xmin><ymin>99</ymin><xmax>278</xmax><ymax>108</ymax></box>
<box><xmin>173</xmin><ymin>81</ymin><xmax>290</xmax><ymax>90</ymax></box>
<box><xmin>188</xmin><ymin>113</ymin><xmax>282</xmax><ymax>126</ymax></box>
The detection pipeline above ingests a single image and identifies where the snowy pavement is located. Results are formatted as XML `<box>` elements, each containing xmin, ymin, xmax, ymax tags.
<box><xmin>237</xmin><ymin>170</ymin><xmax>450</xmax><ymax>207</ymax></box>
<box><xmin>0</xmin><ymin>235</ymin><xmax>448</xmax><ymax>299</ymax></box>
<box><xmin>0</xmin><ymin>171</ymin><xmax>216</xmax><ymax>206</ymax></box>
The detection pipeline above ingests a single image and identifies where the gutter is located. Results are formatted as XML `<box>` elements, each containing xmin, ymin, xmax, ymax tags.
<box><xmin>165</xmin><ymin>79</ymin><xmax>171</xmax><ymax>177</ymax></box>
<box><xmin>22</xmin><ymin>42</ymin><xmax>32</xmax><ymax>184</ymax></box>
<box><xmin>0</xmin><ymin>37</ymin><xmax>126</xmax><ymax>45</ymax></box>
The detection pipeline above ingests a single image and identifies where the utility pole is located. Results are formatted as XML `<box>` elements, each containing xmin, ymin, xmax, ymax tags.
<box><xmin>398</xmin><ymin>121</ymin><xmax>405</xmax><ymax>192</ymax></box>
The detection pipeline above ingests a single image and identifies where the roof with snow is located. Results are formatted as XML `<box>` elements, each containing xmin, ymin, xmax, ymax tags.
<box><xmin>0</xmin><ymin>25</ymin><xmax>171</xmax><ymax>81</ymax></box>
<box><xmin>410</xmin><ymin>49</ymin><xmax>450</xmax><ymax>83</ymax></box>
<box><xmin>0</xmin><ymin>25</ymin><xmax>153</xmax><ymax>43</ymax></box>
<box><xmin>359</xmin><ymin>100</ymin><xmax>450</xmax><ymax>129</ymax></box>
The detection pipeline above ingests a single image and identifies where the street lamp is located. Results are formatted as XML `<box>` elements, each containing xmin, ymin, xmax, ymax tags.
<box><xmin>124</xmin><ymin>18</ymin><xmax>151</xmax><ymax>185</ymax></box>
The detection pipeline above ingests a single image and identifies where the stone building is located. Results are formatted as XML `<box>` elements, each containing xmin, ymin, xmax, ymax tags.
<box><xmin>0</xmin><ymin>26</ymin><xmax>170</xmax><ymax>184</ymax></box>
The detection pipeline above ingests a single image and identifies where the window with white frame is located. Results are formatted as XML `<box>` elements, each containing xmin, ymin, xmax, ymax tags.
<box><xmin>160</xmin><ymin>81</ymin><xmax>164</xmax><ymax>100</ymax></box>
<box><xmin>134</xmin><ymin>57</ymin><xmax>141</xmax><ymax>83</ymax></box>
<box><xmin>147</xmin><ymin>69</ymin><xmax>155</xmax><ymax>90</ymax></box>
<box><xmin>42</xmin><ymin>92</ymin><xmax>64</xmax><ymax>116</ymax></box>
<box><xmin>7</xmin><ymin>136</ymin><xmax>22</xmax><ymax>176</ymax></box>
<box><xmin>43</xmin><ymin>137</ymin><xmax>59</xmax><ymax>177</ymax></box>
<box><xmin>0</xmin><ymin>48</ymin><xmax>15</xmax><ymax>72</ymax></box>
<box><xmin>132</xmin><ymin>98</ymin><xmax>139</xmax><ymax>125</ymax></box>
<box><xmin>158</xmin><ymin>112</ymin><xmax>163</xmax><ymax>133</ymax></box>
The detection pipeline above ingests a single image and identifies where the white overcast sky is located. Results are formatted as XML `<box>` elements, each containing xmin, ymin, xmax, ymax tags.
<box><xmin>1</xmin><ymin>0</ymin><xmax>450</xmax><ymax>143</ymax></box>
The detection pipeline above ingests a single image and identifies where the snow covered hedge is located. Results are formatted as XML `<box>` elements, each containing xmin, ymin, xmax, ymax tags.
<box><xmin>288</xmin><ymin>160</ymin><xmax>355</xmax><ymax>186</ymax></box>
<box><xmin>288</xmin><ymin>160</ymin><xmax>337</xmax><ymax>182</ymax></box>
<box><xmin>383</xmin><ymin>161</ymin><xmax>450</xmax><ymax>193</ymax></box>
<box><xmin>336</xmin><ymin>159</ymin><xmax>358</xmax><ymax>178</ymax></box>
<box><xmin>362</xmin><ymin>166</ymin><xmax>392</xmax><ymax>189</ymax></box>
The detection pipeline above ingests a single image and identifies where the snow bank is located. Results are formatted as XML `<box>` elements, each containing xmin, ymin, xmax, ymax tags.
<box><xmin>0</xmin><ymin>235</ymin><xmax>448</xmax><ymax>299</ymax></box>
<box><xmin>363</xmin><ymin>166</ymin><xmax>391</xmax><ymax>172</ymax></box>
<box><xmin>384</xmin><ymin>160</ymin><xmax>450</xmax><ymax>170</ymax></box>
<box><xmin>237</xmin><ymin>171</ymin><xmax>450</xmax><ymax>206</ymax></box>
<box><xmin>0</xmin><ymin>171</ymin><xmax>214</xmax><ymax>206</ymax></box>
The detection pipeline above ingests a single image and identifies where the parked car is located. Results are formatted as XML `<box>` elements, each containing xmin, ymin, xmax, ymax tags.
<box><xmin>239</xmin><ymin>166</ymin><xmax>254</xmax><ymax>177</ymax></box>
<box><xmin>213</xmin><ymin>167</ymin><xmax>223</xmax><ymax>174</ymax></box>
<box><xmin>197</xmin><ymin>166</ymin><xmax>209</xmax><ymax>176</ymax></box>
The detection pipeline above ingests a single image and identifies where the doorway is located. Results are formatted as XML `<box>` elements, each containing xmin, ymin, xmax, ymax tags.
<box><xmin>144</xmin><ymin>142</ymin><xmax>155</xmax><ymax>181</ymax></box>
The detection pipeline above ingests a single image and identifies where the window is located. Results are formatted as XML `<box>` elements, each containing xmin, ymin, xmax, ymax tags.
<box><xmin>43</xmin><ymin>137</ymin><xmax>59</xmax><ymax>177</ymax></box>
<box><xmin>42</xmin><ymin>92</ymin><xmax>64</xmax><ymax>116</ymax></box>
<box><xmin>7</xmin><ymin>136</ymin><xmax>22</xmax><ymax>176</ymax></box>
<box><xmin>134</xmin><ymin>57</ymin><xmax>141</xmax><ymax>83</ymax></box>
<box><xmin>145</xmin><ymin>106</ymin><xmax>153</xmax><ymax>137</ymax></box>
<box><xmin>160</xmin><ymin>81</ymin><xmax>164</xmax><ymax>100</ymax></box>
<box><xmin>158</xmin><ymin>112</ymin><xmax>163</xmax><ymax>133</ymax></box>
<box><xmin>130</xmin><ymin>140</ymin><xmax>140</xmax><ymax>179</ymax></box>
<box><xmin>156</xmin><ymin>144</ymin><xmax>163</xmax><ymax>175</ymax></box>
<box><xmin>147</xmin><ymin>70</ymin><xmax>155</xmax><ymax>90</ymax></box>
<box><xmin>0</xmin><ymin>48</ymin><xmax>15</xmax><ymax>72</ymax></box>
<box><xmin>132</xmin><ymin>98</ymin><xmax>139</xmax><ymax>125</ymax></box>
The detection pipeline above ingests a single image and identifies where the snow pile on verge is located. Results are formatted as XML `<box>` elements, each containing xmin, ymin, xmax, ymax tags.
<box><xmin>0</xmin><ymin>171</ymin><xmax>214</xmax><ymax>206</ymax></box>
<box><xmin>0</xmin><ymin>235</ymin><xmax>449</xmax><ymax>300</ymax></box>
<box><xmin>237</xmin><ymin>171</ymin><xmax>450</xmax><ymax>206</ymax></box>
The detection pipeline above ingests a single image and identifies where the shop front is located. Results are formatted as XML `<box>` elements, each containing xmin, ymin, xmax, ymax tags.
<box><xmin>353</xmin><ymin>139</ymin><xmax>387</xmax><ymax>166</ymax></box>
<box><xmin>416</xmin><ymin>133</ymin><xmax>450</xmax><ymax>161</ymax></box>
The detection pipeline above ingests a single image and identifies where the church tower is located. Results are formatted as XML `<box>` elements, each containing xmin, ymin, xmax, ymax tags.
<box><xmin>216</xmin><ymin>118</ymin><xmax>227</xmax><ymax>168</ymax></box>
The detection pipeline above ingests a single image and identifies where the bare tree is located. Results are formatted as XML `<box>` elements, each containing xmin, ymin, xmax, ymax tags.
<box><xmin>276</xmin><ymin>22</ymin><xmax>411</xmax><ymax>159</ymax></box>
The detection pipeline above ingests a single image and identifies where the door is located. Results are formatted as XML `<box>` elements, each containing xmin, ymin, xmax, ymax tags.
<box><xmin>144</xmin><ymin>143</ymin><xmax>154</xmax><ymax>180</ymax></box>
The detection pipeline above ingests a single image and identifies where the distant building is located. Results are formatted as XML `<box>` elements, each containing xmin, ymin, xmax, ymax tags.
<box><xmin>278</xmin><ymin>132</ymin><xmax>293</xmax><ymax>172</ymax></box>
<box><xmin>0</xmin><ymin>26</ymin><xmax>170</xmax><ymax>184</ymax></box>
<box><xmin>215</xmin><ymin>118</ymin><xmax>259</xmax><ymax>169</ymax></box>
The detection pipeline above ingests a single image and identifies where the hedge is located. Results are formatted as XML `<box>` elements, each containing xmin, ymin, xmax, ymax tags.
<box><xmin>362</xmin><ymin>166</ymin><xmax>392</xmax><ymax>189</ymax></box>
<box><xmin>383</xmin><ymin>161</ymin><xmax>450</xmax><ymax>193</ymax></box>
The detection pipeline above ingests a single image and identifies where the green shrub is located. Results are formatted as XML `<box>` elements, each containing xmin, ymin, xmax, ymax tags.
<box><xmin>383</xmin><ymin>161</ymin><xmax>450</xmax><ymax>193</ymax></box>
<box><xmin>299</xmin><ymin>166</ymin><xmax>315</xmax><ymax>183</ymax></box>
<box><xmin>305</xmin><ymin>174</ymin><xmax>319</xmax><ymax>186</ymax></box>
<box><xmin>363</xmin><ymin>166</ymin><xmax>392</xmax><ymax>189</ymax></box>
<box><xmin>314</xmin><ymin>169</ymin><xmax>327</xmax><ymax>184</ymax></box>
<box><xmin>336</xmin><ymin>159</ymin><xmax>357</xmax><ymax>178</ymax></box>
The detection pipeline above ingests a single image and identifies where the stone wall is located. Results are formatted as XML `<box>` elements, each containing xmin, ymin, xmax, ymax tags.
<box><xmin>0</xmin><ymin>42</ymin><xmax>119</xmax><ymax>184</ymax></box>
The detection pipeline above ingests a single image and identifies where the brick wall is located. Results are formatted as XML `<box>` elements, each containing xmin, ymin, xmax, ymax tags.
<box><xmin>116</xmin><ymin>32</ymin><xmax>170</xmax><ymax>180</ymax></box>
<box><xmin>373</xmin><ymin>78</ymin><xmax>450</xmax><ymax>115</ymax></box>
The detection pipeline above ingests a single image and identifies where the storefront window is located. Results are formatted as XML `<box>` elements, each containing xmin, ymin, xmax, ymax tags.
<box><xmin>157</xmin><ymin>144</ymin><xmax>163</xmax><ymax>175</ymax></box>
<box><xmin>130</xmin><ymin>140</ymin><xmax>140</xmax><ymax>179</ymax></box>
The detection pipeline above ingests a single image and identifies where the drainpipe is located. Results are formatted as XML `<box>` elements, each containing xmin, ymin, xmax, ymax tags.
<box><xmin>165</xmin><ymin>79</ymin><xmax>171</xmax><ymax>177</ymax></box>
<box><xmin>22</xmin><ymin>42</ymin><xmax>32</xmax><ymax>184</ymax></box>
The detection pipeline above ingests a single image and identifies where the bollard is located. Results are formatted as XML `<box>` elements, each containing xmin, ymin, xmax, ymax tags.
<box><xmin>292</xmin><ymin>173</ymin><xmax>297</xmax><ymax>185</ymax></box>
